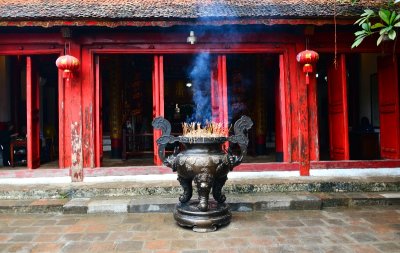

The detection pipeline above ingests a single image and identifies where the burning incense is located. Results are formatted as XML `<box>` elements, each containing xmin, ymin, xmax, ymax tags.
<box><xmin>182</xmin><ymin>121</ymin><xmax>230</xmax><ymax>137</ymax></box>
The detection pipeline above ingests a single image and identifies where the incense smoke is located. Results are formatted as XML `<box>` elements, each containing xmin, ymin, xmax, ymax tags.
<box><xmin>187</xmin><ymin>53</ymin><xmax>212</xmax><ymax>125</ymax></box>
<box><xmin>187</xmin><ymin>1</ymin><xmax>250</xmax><ymax>125</ymax></box>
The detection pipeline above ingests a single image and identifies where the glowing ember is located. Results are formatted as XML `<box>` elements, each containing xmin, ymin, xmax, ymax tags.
<box><xmin>182</xmin><ymin>122</ymin><xmax>230</xmax><ymax>137</ymax></box>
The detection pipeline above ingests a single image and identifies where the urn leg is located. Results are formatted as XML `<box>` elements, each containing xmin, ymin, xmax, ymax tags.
<box><xmin>213</xmin><ymin>176</ymin><xmax>228</xmax><ymax>203</ymax></box>
<box><xmin>177</xmin><ymin>176</ymin><xmax>193</xmax><ymax>203</ymax></box>
<box><xmin>194</xmin><ymin>173</ymin><xmax>214</xmax><ymax>211</ymax></box>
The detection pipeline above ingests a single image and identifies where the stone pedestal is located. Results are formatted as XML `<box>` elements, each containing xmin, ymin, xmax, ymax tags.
<box><xmin>174</xmin><ymin>200</ymin><xmax>231</xmax><ymax>232</ymax></box>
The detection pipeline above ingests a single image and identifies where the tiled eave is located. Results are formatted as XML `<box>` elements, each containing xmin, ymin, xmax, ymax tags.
<box><xmin>0</xmin><ymin>17</ymin><xmax>356</xmax><ymax>28</ymax></box>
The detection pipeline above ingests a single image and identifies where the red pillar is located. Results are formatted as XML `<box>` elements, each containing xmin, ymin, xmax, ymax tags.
<box><xmin>81</xmin><ymin>47</ymin><xmax>95</xmax><ymax>168</ymax></box>
<box><xmin>58</xmin><ymin>54</ymin><xmax>65</xmax><ymax>169</ymax></box>
<box><xmin>63</xmin><ymin>41</ymin><xmax>84</xmax><ymax>181</ymax></box>
<box><xmin>26</xmin><ymin>56</ymin><xmax>40</xmax><ymax>169</ymax></box>
<box><xmin>219</xmin><ymin>55</ymin><xmax>228</xmax><ymax>129</ymax></box>
<box><xmin>295</xmin><ymin>44</ymin><xmax>310</xmax><ymax>176</ymax></box>
<box><xmin>279</xmin><ymin>54</ymin><xmax>290</xmax><ymax>162</ymax></box>
<box><xmin>93</xmin><ymin>55</ymin><xmax>102</xmax><ymax>168</ymax></box>
<box><xmin>153</xmin><ymin>55</ymin><xmax>164</xmax><ymax>165</ymax></box>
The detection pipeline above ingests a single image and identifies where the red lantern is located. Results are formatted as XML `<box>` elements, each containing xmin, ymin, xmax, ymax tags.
<box><xmin>55</xmin><ymin>55</ymin><xmax>80</xmax><ymax>79</ymax></box>
<box><xmin>296</xmin><ymin>50</ymin><xmax>319</xmax><ymax>85</ymax></box>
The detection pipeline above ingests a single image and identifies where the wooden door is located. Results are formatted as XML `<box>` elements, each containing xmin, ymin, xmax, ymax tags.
<box><xmin>378</xmin><ymin>56</ymin><xmax>400</xmax><ymax>159</ymax></box>
<box><xmin>95</xmin><ymin>55</ymin><xmax>103</xmax><ymax>167</ymax></box>
<box><xmin>26</xmin><ymin>56</ymin><xmax>40</xmax><ymax>169</ymax></box>
<box><xmin>327</xmin><ymin>54</ymin><xmax>349</xmax><ymax>160</ymax></box>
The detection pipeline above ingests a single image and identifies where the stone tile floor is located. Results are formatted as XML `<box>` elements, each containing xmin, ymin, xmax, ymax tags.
<box><xmin>0</xmin><ymin>206</ymin><xmax>399</xmax><ymax>253</ymax></box>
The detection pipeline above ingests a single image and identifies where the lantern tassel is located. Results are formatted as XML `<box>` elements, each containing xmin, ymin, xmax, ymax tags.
<box><xmin>63</xmin><ymin>70</ymin><xmax>72</xmax><ymax>79</ymax></box>
<box><xmin>305</xmin><ymin>73</ymin><xmax>310</xmax><ymax>85</ymax></box>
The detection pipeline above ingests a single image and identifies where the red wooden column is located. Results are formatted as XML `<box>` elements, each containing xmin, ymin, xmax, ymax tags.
<box><xmin>215</xmin><ymin>55</ymin><xmax>228</xmax><ymax>128</ymax></box>
<box><xmin>211</xmin><ymin>55</ymin><xmax>228</xmax><ymax>150</ymax></box>
<box><xmin>58</xmin><ymin>55</ymin><xmax>65</xmax><ymax>169</ymax></box>
<box><xmin>279</xmin><ymin>54</ymin><xmax>290</xmax><ymax>162</ymax></box>
<box><xmin>220</xmin><ymin>55</ymin><xmax>228</xmax><ymax>129</ymax></box>
<box><xmin>81</xmin><ymin>48</ymin><xmax>95</xmax><ymax>168</ymax></box>
<box><xmin>294</xmin><ymin>44</ymin><xmax>310</xmax><ymax>176</ymax></box>
<box><xmin>153</xmin><ymin>55</ymin><xmax>164</xmax><ymax>165</ymax></box>
<box><xmin>289</xmin><ymin>47</ymin><xmax>300</xmax><ymax>164</ymax></box>
<box><xmin>63</xmin><ymin>41</ymin><xmax>84</xmax><ymax>181</ymax></box>
<box><xmin>26</xmin><ymin>56</ymin><xmax>40</xmax><ymax>169</ymax></box>
<box><xmin>211</xmin><ymin>55</ymin><xmax>227</xmax><ymax>126</ymax></box>
<box><xmin>94</xmin><ymin>55</ymin><xmax>103</xmax><ymax>167</ymax></box>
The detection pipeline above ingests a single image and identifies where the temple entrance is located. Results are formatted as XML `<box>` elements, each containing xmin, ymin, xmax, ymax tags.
<box><xmin>96</xmin><ymin>53</ymin><xmax>282</xmax><ymax>167</ymax></box>
<box><xmin>97</xmin><ymin>55</ymin><xmax>154</xmax><ymax>167</ymax></box>
<box><xmin>0</xmin><ymin>55</ymin><xmax>59</xmax><ymax>168</ymax></box>
<box><xmin>317</xmin><ymin>53</ymin><xmax>400</xmax><ymax>161</ymax></box>
<box><xmin>162</xmin><ymin>53</ymin><xmax>281</xmax><ymax>164</ymax></box>
<box><xmin>226</xmin><ymin>54</ymin><xmax>281</xmax><ymax>162</ymax></box>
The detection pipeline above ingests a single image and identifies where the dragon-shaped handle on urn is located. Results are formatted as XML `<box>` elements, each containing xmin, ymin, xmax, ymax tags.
<box><xmin>152</xmin><ymin>115</ymin><xmax>253</xmax><ymax>170</ymax></box>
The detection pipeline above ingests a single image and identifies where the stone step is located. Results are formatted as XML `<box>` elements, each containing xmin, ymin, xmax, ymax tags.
<box><xmin>1</xmin><ymin>174</ymin><xmax>399</xmax><ymax>200</ymax></box>
<box><xmin>0</xmin><ymin>192</ymin><xmax>399</xmax><ymax>214</ymax></box>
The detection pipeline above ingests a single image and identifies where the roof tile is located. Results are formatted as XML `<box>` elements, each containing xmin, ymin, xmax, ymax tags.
<box><xmin>0</xmin><ymin>0</ymin><xmax>390</xmax><ymax>20</ymax></box>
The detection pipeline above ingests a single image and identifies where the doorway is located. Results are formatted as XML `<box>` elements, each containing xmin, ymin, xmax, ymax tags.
<box><xmin>97</xmin><ymin>54</ymin><xmax>154</xmax><ymax>166</ymax></box>
<box><xmin>317</xmin><ymin>53</ymin><xmax>399</xmax><ymax>161</ymax></box>
<box><xmin>94</xmin><ymin>52</ymin><xmax>285</xmax><ymax>167</ymax></box>
<box><xmin>0</xmin><ymin>55</ymin><xmax>59</xmax><ymax>168</ymax></box>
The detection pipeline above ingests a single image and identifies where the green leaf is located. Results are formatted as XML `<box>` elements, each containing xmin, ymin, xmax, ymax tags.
<box><xmin>395</xmin><ymin>21</ymin><xmax>400</xmax><ymax>27</ymax></box>
<box><xmin>354</xmin><ymin>30</ymin><xmax>366</xmax><ymax>36</ymax></box>
<box><xmin>363</xmin><ymin>9</ymin><xmax>375</xmax><ymax>16</ymax></box>
<box><xmin>379</xmin><ymin>9</ymin><xmax>391</xmax><ymax>25</ymax></box>
<box><xmin>390</xmin><ymin>11</ymin><xmax>397</xmax><ymax>24</ymax></box>
<box><xmin>355</xmin><ymin>18</ymin><xmax>364</xmax><ymax>25</ymax></box>
<box><xmin>371</xmin><ymin>23</ymin><xmax>385</xmax><ymax>29</ymax></box>
<box><xmin>352</xmin><ymin>37</ymin><xmax>365</xmax><ymax>48</ymax></box>
<box><xmin>377</xmin><ymin>34</ymin><xmax>385</xmax><ymax>45</ymax></box>
<box><xmin>388</xmin><ymin>30</ymin><xmax>397</xmax><ymax>40</ymax></box>
<box><xmin>355</xmin><ymin>17</ymin><xmax>366</xmax><ymax>25</ymax></box>
<box><xmin>394</xmin><ymin>14</ymin><xmax>400</xmax><ymax>23</ymax></box>
<box><xmin>361</xmin><ymin>22</ymin><xmax>371</xmax><ymax>31</ymax></box>
<box><xmin>379</xmin><ymin>26</ymin><xmax>392</xmax><ymax>35</ymax></box>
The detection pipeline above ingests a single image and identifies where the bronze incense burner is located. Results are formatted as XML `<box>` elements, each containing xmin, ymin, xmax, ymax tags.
<box><xmin>152</xmin><ymin>116</ymin><xmax>253</xmax><ymax>232</ymax></box>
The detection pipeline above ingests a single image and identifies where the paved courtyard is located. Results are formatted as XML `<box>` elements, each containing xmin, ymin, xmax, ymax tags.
<box><xmin>0</xmin><ymin>206</ymin><xmax>399</xmax><ymax>253</ymax></box>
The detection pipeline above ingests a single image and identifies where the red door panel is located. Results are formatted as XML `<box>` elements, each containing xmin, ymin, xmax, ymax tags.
<box><xmin>327</xmin><ymin>54</ymin><xmax>349</xmax><ymax>160</ymax></box>
<box><xmin>378</xmin><ymin>56</ymin><xmax>400</xmax><ymax>159</ymax></box>
<box><xmin>95</xmin><ymin>55</ymin><xmax>103</xmax><ymax>167</ymax></box>
<box><xmin>26</xmin><ymin>56</ymin><xmax>40</xmax><ymax>169</ymax></box>
<box><xmin>210</xmin><ymin>55</ymin><xmax>228</xmax><ymax>127</ymax></box>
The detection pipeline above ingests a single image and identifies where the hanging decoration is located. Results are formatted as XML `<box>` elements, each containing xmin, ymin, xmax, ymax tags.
<box><xmin>296</xmin><ymin>50</ymin><xmax>319</xmax><ymax>85</ymax></box>
<box><xmin>56</xmin><ymin>54</ymin><xmax>80</xmax><ymax>79</ymax></box>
